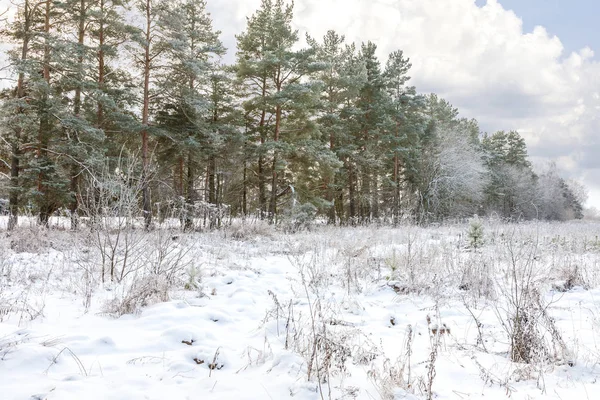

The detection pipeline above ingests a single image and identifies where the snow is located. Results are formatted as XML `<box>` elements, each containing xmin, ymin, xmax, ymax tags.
<box><xmin>1</xmin><ymin>219</ymin><xmax>600</xmax><ymax>399</ymax></box>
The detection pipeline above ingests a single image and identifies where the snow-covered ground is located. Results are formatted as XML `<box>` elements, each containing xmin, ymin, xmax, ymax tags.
<box><xmin>1</xmin><ymin>219</ymin><xmax>600</xmax><ymax>399</ymax></box>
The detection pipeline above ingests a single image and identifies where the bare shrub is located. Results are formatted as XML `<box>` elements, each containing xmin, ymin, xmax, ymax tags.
<box><xmin>368</xmin><ymin>325</ymin><xmax>414</xmax><ymax>399</ymax></box>
<box><xmin>384</xmin><ymin>228</ymin><xmax>450</xmax><ymax>296</ymax></box>
<box><xmin>266</xmin><ymin>247</ymin><xmax>376</xmax><ymax>398</ymax></box>
<box><xmin>79</xmin><ymin>156</ymin><xmax>150</xmax><ymax>283</ymax></box>
<box><xmin>158</xmin><ymin>198</ymin><xmax>230</xmax><ymax>232</ymax></box>
<box><xmin>67</xmin><ymin>241</ymin><xmax>97</xmax><ymax>311</ymax></box>
<box><xmin>421</xmin><ymin>315</ymin><xmax>442</xmax><ymax>400</ymax></box>
<box><xmin>104</xmin><ymin>274</ymin><xmax>170</xmax><ymax>317</ymax></box>
<box><xmin>552</xmin><ymin>264</ymin><xmax>588</xmax><ymax>292</ymax></box>
<box><xmin>494</xmin><ymin>228</ymin><xmax>568</xmax><ymax>366</ymax></box>
<box><xmin>144</xmin><ymin>229</ymin><xmax>197</xmax><ymax>285</ymax></box>
<box><xmin>8</xmin><ymin>226</ymin><xmax>50</xmax><ymax>253</ymax></box>
<box><xmin>458</xmin><ymin>252</ymin><xmax>496</xmax><ymax>301</ymax></box>
<box><xmin>92</xmin><ymin>227</ymin><xmax>148</xmax><ymax>284</ymax></box>
<box><xmin>225</xmin><ymin>219</ymin><xmax>273</xmax><ymax>240</ymax></box>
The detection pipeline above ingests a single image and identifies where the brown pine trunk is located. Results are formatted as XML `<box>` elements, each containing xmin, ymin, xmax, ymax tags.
<box><xmin>38</xmin><ymin>0</ymin><xmax>52</xmax><ymax>227</ymax></box>
<box><xmin>360</xmin><ymin>123</ymin><xmax>371</xmax><ymax>223</ymax></box>
<box><xmin>268</xmin><ymin>103</ymin><xmax>281</xmax><ymax>222</ymax></box>
<box><xmin>326</xmin><ymin>176</ymin><xmax>336</xmax><ymax>224</ymax></box>
<box><xmin>175</xmin><ymin>156</ymin><xmax>183</xmax><ymax>225</ymax></box>
<box><xmin>96</xmin><ymin>0</ymin><xmax>105</xmax><ymax>126</ymax></box>
<box><xmin>335</xmin><ymin>184</ymin><xmax>344</xmax><ymax>225</ymax></box>
<box><xmin>393</xmin><ymin>116</ymin><xmax>402</xmax><ymax>225</ymax></box>
<box><xmin>393</xmin><ymin>151</ymin><xmax>400</xmax><ymax>224</ymax></box>
<box><xmin>178</xmin><ymin>156</ymin><xmax>184</xmax><ymax>195</ymax></box>
<box><xmin>348</xmin><ymin>161</ymin><xmax>356</xmax><ymax>225</ymax></box>
<box><xmin>184</xmin><ymin>151</ymin><xmax>194</xmax><ymax>231</ymax></box>
<box><xmin>242</xmin><ymin>145</ymin><xmax>248</xmax><ymax>216</ymax></box>
<box><xmin>208</xmin><ymin>103</ymin><xmax>217</xmax><ymax>205</ymax></box>
<box><xmin>141</xmin><ymin>0</ymin><xmax>152</xmax><ymax>229</ymax></box>
<box><xmin>257</xmin><ymin>76</ymin><xmax>268</xmax><ymax>219</ymax></box>
<box><xmin>326</xmin><ymin>130</ymin><xmax>336</xmax><ymax>224</ymax></box>
<box><xmin>372</xmin><ymin>174</ymin><xmax>379</xmax><ymax>221</ymax></box>
<box><xmin>8</xmin><ymin>0</ymin><xmax>32</xmax><ymax>230</ymax></box>
<box><xmin>360</xmin><ymin>167</ymin><xmax>371</xmax><ymax>223</ymax></box>
<box><xmin>208</xmin><ymin>156</ymin><xmax>216</xmax><ymax>204</ymax></box>
<box><xmin>70</xmin><ymin>0</ymin><xmax>87</xmax><ymax>230</ymax></box>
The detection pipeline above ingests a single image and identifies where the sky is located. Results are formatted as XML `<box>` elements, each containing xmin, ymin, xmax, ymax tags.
<box><xmin>1</xmin><ymin>0</ymin><xmax>600</xmax><ymax>208</ymax></box>
<box><xmin>205</xmin><ymin>0</ymin><xmax>600</xmax><ymax>208</ymax></box>
<box><xmin>475</xmin><ymin>0</ymin><xmax>600</xmax><ymax>57</ymax></box>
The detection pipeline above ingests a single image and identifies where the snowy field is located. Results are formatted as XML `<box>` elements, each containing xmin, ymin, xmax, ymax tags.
<box><xmin>1</xmin><ymin>218</ymin><xmax>600</xmax><ymax>399</ymax></box>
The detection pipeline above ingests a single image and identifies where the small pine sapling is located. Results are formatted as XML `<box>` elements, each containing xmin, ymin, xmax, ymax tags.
<box><xmin>467</xmin><ymin>217</ymin><xmax>485</xmax><ymax>249</ymax></box>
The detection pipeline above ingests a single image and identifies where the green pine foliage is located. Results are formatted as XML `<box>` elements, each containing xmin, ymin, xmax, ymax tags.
<box><xmin>0</xmin><ymin>0</ymin><xmax>585</xmax><ymax>228</ymax></box>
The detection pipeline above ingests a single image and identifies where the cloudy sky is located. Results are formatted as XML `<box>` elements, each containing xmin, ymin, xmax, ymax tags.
<box><xmin>205</xmin><ymin>0</ymin><xmax>600</xmax><ymax>207</ymax></box>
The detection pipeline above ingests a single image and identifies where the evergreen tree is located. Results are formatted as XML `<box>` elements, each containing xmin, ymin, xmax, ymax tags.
<box><xmin>355</xmin><ymin>41</ymin><xmax>387</xmax><ymax>222</ymax></box>
<box><xmin>381</xmin><ymin>49</ymin><xmax>424</xmax><ymax>223</ymax></box>
<box><xmin>481</xmin><ymin>130</ymin><xmax>537</xmax><ymax>219</ymax></box>
<box><xmin>308</xmin><ymin>30</ymin><xmax>364</xmax><ymax>224</ymax></box>
<box><xmin>0</xmin><ymin>1</ymin><xmax>586</xmax><ymax>227</ymax></box>
<box><xmin>128</xmin><ymin>0</ymin><xmax>170</xmax><ymax>228</ymax></box>
<box><xmin>0</xmin><ymin>0</ymin><xmax>42</xmax><ymax>229</ymax></box>
<box><xmin>153</xmin><ymin>0</ymin><xmax>225</xmax><ymax>230</ymax></box>
<box><xmin>54</xmin><ymin>0</ymin><xmax>111</xmax><ymax>229</ymax></box>
<box><xmin>236</xmin><ymin>0</ymin><xmax>323</xmax><ymax>222</ymax></box>
<box><xmin>1</xmin><ymin>0</ymin><xmax>75</xmax><ymax>226</ymax></box>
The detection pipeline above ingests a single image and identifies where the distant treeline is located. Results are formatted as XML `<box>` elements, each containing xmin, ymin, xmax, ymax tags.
<box><xmin>0</xmin><ymin>0</ymin><xmax>584</xmax><ymax>229</ymax></box>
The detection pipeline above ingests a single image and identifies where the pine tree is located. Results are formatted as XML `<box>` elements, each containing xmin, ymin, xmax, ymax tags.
<box><xmin>0</xmin><ymin>0</ymin><xmax>42</xmax><ymax>229</ymax></box>
<box><xmin>308</xmin><ymin>30</ymin><xmax>365</xmax><ymax>224</ymax></box>
<box><xmin>203</xmin><ymin>67</ymin><xmax>243</xmax><ymax>225</ymax></box>
<box><xmin>54</xmin><ymin>0</ymin><xmax>110</xmax><ymax>229</ymax></box>
<box><xmin>236</xmin><ymin>0</ymin><xmax>322</xmax><ymax>222</ymax></box>
<box><xmin>235</xmin><ymin>0</ymin><xmax>272</xmax><ymax>218</ymax></box>
<box><xmin>153</xmin><ymin>0</ymin><xmax>226</xmax><ymax>230</ymax></box>
<box><xmin>481</xmin><ymin>130</ymin><xmax>537</xmax><ymax>219</ymax></box>
<box><xmin>88</xmin><ymin>0</ymin><xmax>134</xmax><ymax>133</ymax></box>
<box><xmin>382</xmin><ymin>50</ymin><xmax>424</xmax><ymax>223</ymax></box>
<box><xmin>2</xmin><ymin>0</ymin><xmax>74</xmax><ymax>226</ymax></box>
<box><xmin>355</xmin><ymin>41</ymin><xmax>387</xmax><ymax>222</ymax></box>
<box><xmin>128</xmin><ymin>0</ymin><xmax>170</xmax><ymax>228</ymax></box>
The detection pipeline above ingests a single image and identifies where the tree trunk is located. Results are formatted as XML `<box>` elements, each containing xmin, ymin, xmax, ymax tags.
<box><xmin>176</xmin><ymin>156</ymin><xmax>183</xmax><ymax>225</ymax></box>
<box><xmin>242</xmin><ymin>144</ymin><xmax>248</xmax><ymax>217</ymax></box>
<box><xmin>335</xmin><ymin>185</ymin><xmax>344</xmax><ymax>225</ymax></box>
<box><xmin>268</xmin><ymin>103</ymin><xmax>282</xmax><ymax>223</ymax></box>
<box><xmin>360</xmin><ymin>166</ymin><xmax>371</xmax><ymax>223</ymax></box>
<box><xmin>242</xmin><ymin>160</ymin><xmax>248</xmax><ymax>217</ymax></box>
<box><xmin>257</xmin><ymin>76</ymin><xmax>268</xmax><ymax>219</ymax></box>
<box><xmin>326</xmin><ymin>131</ymin><xmax>336</xmax><ymax>224</ymax></box>
<box><xmin>326</xmin><ymin>176</ymin><xmax>336</xmax><ymax>224</ymax></box>
<box><xmin>372</xmin><ymin>173</ymin><xmax>379</xmax><ymax>221</ymax></box>
<box><xmin>38</xmin><ymin>0</ymin><xmax>52</xmax><ymax>227</ymax></box>
<box><xmin>360</xmin><ymin>121</ymin><xmax>371</xmax><ymax>223</ymax></box>
<box><xmin>348</xmin><ymin>161</ymin><xmax>356</xmax><ymax>225</ymax></box>
<box><xmin>96</xmin><ymin>0</ymin><xmax>105</xmax><ymax>126</ymax></box>
<box><xmin>8</xmin><ymin>0</ymin><xmax>32</xmax><ymax>230</ymax></box>
<box><xmin>393</xmin><ymin>151</ymin><xmax>400</xmax><ymax>225</ymax></box>
<box><xmin>70</xmin><ymin>0</ymin><xmax>87</xmax><ymax>230</ymax></box>
<box><xmin>208</xmin><ymin>155</ymin><xmax>216</xmax><ymax>204</ymax></box>
<box><xmin>184</xmin><ymin>151</ymin><xmax>194</xmax><ymax>231</ymax></box>
<box><xmin>141</xmin><ymin>0</ymin><xmax>152</xmax><ymax>229</ymax></box>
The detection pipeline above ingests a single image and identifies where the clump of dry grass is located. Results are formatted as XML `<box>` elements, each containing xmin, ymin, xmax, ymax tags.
<box><xmin>104</xmin><ymin>274</ymin><xmax>170</xmax><ymax>316</ymax></box>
